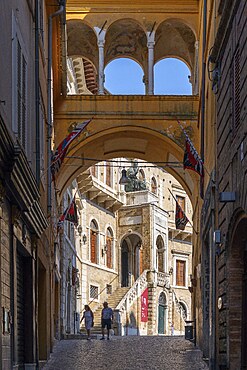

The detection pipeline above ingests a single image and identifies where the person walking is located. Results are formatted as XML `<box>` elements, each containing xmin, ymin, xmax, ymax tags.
<box><xmin>100</xmin><ymin>301</ymin><xmax>114</xmax><ymax>340</ymax></box>
<box><xmin>82</xmin><ymin>305</ymin><xmax>94</xmax><ymax>340</ymax></box>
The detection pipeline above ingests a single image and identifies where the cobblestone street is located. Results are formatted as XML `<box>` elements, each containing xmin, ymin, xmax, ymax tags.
<box><xmin>43</xmin><ymin>336</ymin><xmax>208</xmax><ymax>370</ymax></box>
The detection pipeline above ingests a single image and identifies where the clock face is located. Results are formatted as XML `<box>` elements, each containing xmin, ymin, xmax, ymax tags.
<box><xmin>218</xmin><ymin>297</ymin><xmax>223</xmax><ymax>310</ymax></box>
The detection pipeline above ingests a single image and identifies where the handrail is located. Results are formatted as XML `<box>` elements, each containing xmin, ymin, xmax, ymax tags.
<box><xmin>80</xmin><ymin>274</ymin><xmax>119</xmax><ymax>323</ymax></box>
<box><xmin>115</xmin><ymin>270</ymin><xmax>148</xmax><ymax>311</ymax></box>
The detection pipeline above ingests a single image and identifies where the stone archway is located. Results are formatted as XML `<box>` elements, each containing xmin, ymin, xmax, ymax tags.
<box><xmin>120</xmin><ymin>234</ymin><xmax>142</xmax><ymax>287</ymax></box>
<box><xmin>53</xmin><ymin>97</ymin><xmax>200</xmax><ymax>206</ymax></box>
<box><xmin>228</xmin><ymin>214</ymin><xmax>247</xmax><ymax>369</ymax></box>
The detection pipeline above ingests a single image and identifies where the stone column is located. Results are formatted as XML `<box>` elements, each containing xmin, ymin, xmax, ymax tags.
<box><xmin>193</xmin><ymin>41</ymin><xmax>199</xmax><ymax>95</ymax></box>
<box><xmin>147</xmin><ymin>33</ymin><xmax>155</xmax><ymax>95</ymax></box>
<box><xmin>97</xmin><ymin>31</ymin><xmax>106</xmax><ymax>95</ymax></box>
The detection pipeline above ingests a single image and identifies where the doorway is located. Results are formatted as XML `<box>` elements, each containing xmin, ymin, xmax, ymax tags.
<box><xmin>158</xmin><ymin>292</ymin><xmax>166</xmax><ymax>334</ymax></box>
<box><xmin>228</xmin><ymin>216</ymin><xmax>247</xmax><ymax>369</ymax></box>
<box><xmin>121</xmin><ymin>240</ymin><xmax>129</xmax><ymax>287</ymax></box>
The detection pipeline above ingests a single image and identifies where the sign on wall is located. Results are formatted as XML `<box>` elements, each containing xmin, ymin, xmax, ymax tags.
<box><xmin>141</xmin><ymin>288</ymin><xmax>148</xmax><ymax>322</ymax></box>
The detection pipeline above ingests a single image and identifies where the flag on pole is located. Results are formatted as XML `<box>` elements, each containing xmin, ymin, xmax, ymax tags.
<box><xmin>57</xmin><ymin>196</ymin><xmax>78</xmax><ymax>232</ymax></box>
<box><xmin>51</xmin><ymin>119</ymin><xmax>91</xmax><ymax>180</ymax></box>
<box><xmin>175</xmin><ymin>201</ymin><xmax>189</xmax><ymax>230</ymax></box>
<box><xmin>183</xmin><ymin>135</ymin><xmax>204</xmax><ymax>177</ymax></box>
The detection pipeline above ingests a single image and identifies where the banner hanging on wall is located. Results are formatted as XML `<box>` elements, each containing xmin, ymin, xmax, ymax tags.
<box><xmin>141</xmin><ymin>288</ymin><xmax>148</xmax><ymax>322</ymax></box>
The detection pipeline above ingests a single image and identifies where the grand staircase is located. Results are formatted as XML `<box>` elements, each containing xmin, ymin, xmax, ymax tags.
<box><xmin>89</xmin><ymin>287</ymin><xmax>130</xmax><ymax>335</ymax></box>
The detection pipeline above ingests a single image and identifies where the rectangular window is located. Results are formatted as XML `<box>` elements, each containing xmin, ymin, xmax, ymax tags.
<box><xmin>90</xmin><ymin>285</ymin><xmax>99</xmax><ymax>300</ymax></box>
<box><xmin>176</xmin><ymin>195</ymin><xmax>185</xmax><ymax>211</ymax></box>
<box><xmin>106</xmin><ymin>284</ymin><xmax>112</xmax><ymax>295</ymax></box>
<box><xmin>176</xmin><ymin>260</ymin><xmax>186</xmax><ymax>287</ymax></box>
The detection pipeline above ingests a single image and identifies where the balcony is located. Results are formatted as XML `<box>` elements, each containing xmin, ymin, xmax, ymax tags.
<box><xmin>77</xmin><ymin>169</ymin><xmax>123</xmax><ymax>212</ymax></box>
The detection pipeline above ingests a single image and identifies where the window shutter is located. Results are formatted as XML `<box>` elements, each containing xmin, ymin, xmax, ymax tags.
<box><xmin>21</xmin><ymin>55</ymin><xmax>27</xmax><ymax>147</ymax></box>
<box><xmin>176</xmin><ymin>260</ymin><xmax>186</xmax><ymax>286</ymax></box>
<box><xmin>91</xmin><ymin>231</ymin><xmax>96</xmax><ymax>263</ymax></box>
<box><xmin>16</xmin><ymin>39</ymin><xmax>27</xmax><ymax>149</ymax></box>
<box><xmin>106</xmin><ymin>236</ymin><xmax>112</xmax><ymax>268</ymax></box>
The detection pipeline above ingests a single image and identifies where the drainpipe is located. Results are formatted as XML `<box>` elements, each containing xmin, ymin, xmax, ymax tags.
<box><xmin>47</xmin><ymin>1</ymin><xmax>65</xmax><ymax>213</ymax></box>
<box><xmin>201</xmin><ymin>0</ymin><xmax>207</xmax><ymax>165</ymax></box>
<box><xmin>35</xmin><ymin>0</ymin><xmax>40</xmax><ymax>184</ymax></box>
<box><xmin>35</xmin><ymin>241</ymin><xmax>39</xmax><ymax>370</ymax></box>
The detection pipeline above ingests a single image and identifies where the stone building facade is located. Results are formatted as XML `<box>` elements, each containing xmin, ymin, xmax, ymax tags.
<box><xmin>61</xmin><ymin>160</ymin><xmax>193</xmax><ymax>337</ymax></box>
<box><xmin>198</xmin><ymin>1</ymin><xmax>247</xmax><ymax>369</ymax></box>
<box><xmin>0</xmin><ymin>1</ymin><xmax>65</xmax><ymax>369</ymax></box>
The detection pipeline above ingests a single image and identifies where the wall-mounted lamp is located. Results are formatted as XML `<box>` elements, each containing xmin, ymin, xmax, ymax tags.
<box><xmin>82</xmin><ymin>234</ymin><xmax>87</xmax><ymax>244</ymax></box>
<box><xmin>169</xmin><ymin>267</ymin><xmax>173</xmax><ymax>275</ymax></box>
<box><xmin>101</xmin><ymin>244</ymin><xmax>108</xmax><ymax>257</ymax></box>
<box><xmin>77</xmin><ymin>225</ymin><xmax>82</xmax><ymax>236</ymax></box>
<box><xmin>214</xmin><ymin>230</ymin><xmax>222</xmax><ymax>256</ymax></box>
<box><xmin>207</xmin><ymin>53</ymin><xmax>221</xmax><ymax>94</ymax></box>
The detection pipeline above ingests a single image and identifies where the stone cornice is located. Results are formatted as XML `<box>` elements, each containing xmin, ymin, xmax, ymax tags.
<box><xmin>0</xmin><ymin>115</ymin><xmax>48</xmax><ymax>237</ymax></box>
<box><xmin>211</xmin><ymin>0</ymin><xmax>241</xmax><ymax>61</ymax></box>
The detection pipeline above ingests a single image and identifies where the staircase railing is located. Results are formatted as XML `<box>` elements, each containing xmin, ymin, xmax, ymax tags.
<box><xmin>80</xmin><ymin>274</ymin><xmax>119</xmax><ymax>323</ymax></box>
<box><xmin>115</xmin><ymin>270</ymin><xmax>148</xmax><ymax>312</ymax></box>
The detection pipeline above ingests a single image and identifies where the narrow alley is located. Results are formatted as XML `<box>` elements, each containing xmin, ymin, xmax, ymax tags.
<box><xmin>43</xmin><ymin>336</ymin><xmax>208</xmax><ymax>370</ymax></box>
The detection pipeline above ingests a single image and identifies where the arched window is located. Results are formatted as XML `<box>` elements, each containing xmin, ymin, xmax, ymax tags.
<box><xmin>106</xmin><ymin>227</ymin><xmax>113</xmax><ymax>269</ymax></box>
<box><xmin>151</xmin><ymin>177</ymin><xmax>157</xmax><ymax>194</ymax></box>
<box><xmin>159</xmin><ymin>292</ymin><xmax>166</xmax><ymax>306</ymax></box>
<box><xmin>179</xmin><ymin>301</ymin><xmax>188</xmax><ymax>320</ymax></box>
<box><xmin>105</xmin><ymin>58</ymin><xmax>145</xmax><ymax>95</ymax></box>
<box><xmin>156</xmin><ymin>235</ymin><xmax>165</xmax><ymax>272</ymax></box>
<box><xmin>90</xmin><ymin>220</ymin><xmax>98</xmax><ymax>263</ymax></box>
<box><xmin>139</xmin><ymin>169</ymin><xmax>145</xmax><ymax>182</ymax></box>
<box><xmin>105</xmin><ymin>163</ymin><xmax>112</xmax><ymax>187</ymax></box>
<box><xmin>154</xmin><ymin>58</ymin><xmax>192</xmax><ymax>95</ymax></box>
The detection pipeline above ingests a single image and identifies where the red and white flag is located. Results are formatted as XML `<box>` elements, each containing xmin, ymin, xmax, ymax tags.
<box><xmin>183</xmin><ymin>134</ymin><xmax>204</xmax><ymax>177</ymax></box>
<box><xmin>175</xmin><ymin>201</ymin><xmax>189</xmax><ymax>230</ymax></box>
<box><xmin>57</xmin><ymin>196</ymin><xmax>78</xmax><ymax>232</ymax></box>
<box><xmin>51</xmin><ymin>119</ymin><xmax>91</xmax><ymax>179</ymax></box>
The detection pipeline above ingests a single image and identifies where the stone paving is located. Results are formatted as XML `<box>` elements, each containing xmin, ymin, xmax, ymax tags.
<box><xmin>42</xmin><ymin>336</ymin><xmax>208</xmax><ymax>370</ymax></box>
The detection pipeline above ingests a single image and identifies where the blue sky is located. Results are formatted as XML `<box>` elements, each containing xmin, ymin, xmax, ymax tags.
<box><xmin>104</xmin><ymin>58</ymin><xmax>192</xmax><ymax>95</ymax></box>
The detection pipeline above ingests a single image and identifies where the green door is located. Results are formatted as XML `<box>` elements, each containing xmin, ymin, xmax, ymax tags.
<box><xmin>158</xmin><ymin>305</ymin><xmax>165</xmax><ymax>334</ymax></box>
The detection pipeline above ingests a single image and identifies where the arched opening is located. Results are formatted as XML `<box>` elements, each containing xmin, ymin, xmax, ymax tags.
<box><xmin>228</xmin><ymin>215</ymin><xmax>247</xmax><ymax>369</ymax></box>
<box><xmin>90</xmin><ymin>219</ymin><xmax>98</xmax><ymax>264</ymax></box>
<box><xmin>121</xmin><ymin>234</ymin><xmax>143</xmax><ymax>287</ymax></box>
<box><xmin>105</xmin><ymin>58</ymin><xmax>145</xmax><ymax>94</ymax></box>
<box><xmin>151</xmin><ymin>176</ymin><xmax>157</xmax><ymax>194</ymax></box>
<box><xmin>139</xmin><ymin>169</ymin><xmax>145</xmax><ymax>182</ymax></box>
<box><xmin>179</xmin><ymin>301</ymin><xmax>188</xmax><ymax>320</ymax></box>
<box><xmin>121</xmin><ymin>240</ymin><xmax>129</xmax><ymax>287</ymax></box>
<box><xmin>154</xmin><ymin>58</ymin><xmax>192</xmax><ymax>95</ymax></box>
<box><xmin>156</xmin><ymin>235</ymin><xmax>165</xmax><ymax>272</ymax></box>
<box><xmin>158</xmin><ymin>292</ymin><xmax>167</xmax><ymax>334</ymax></box>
